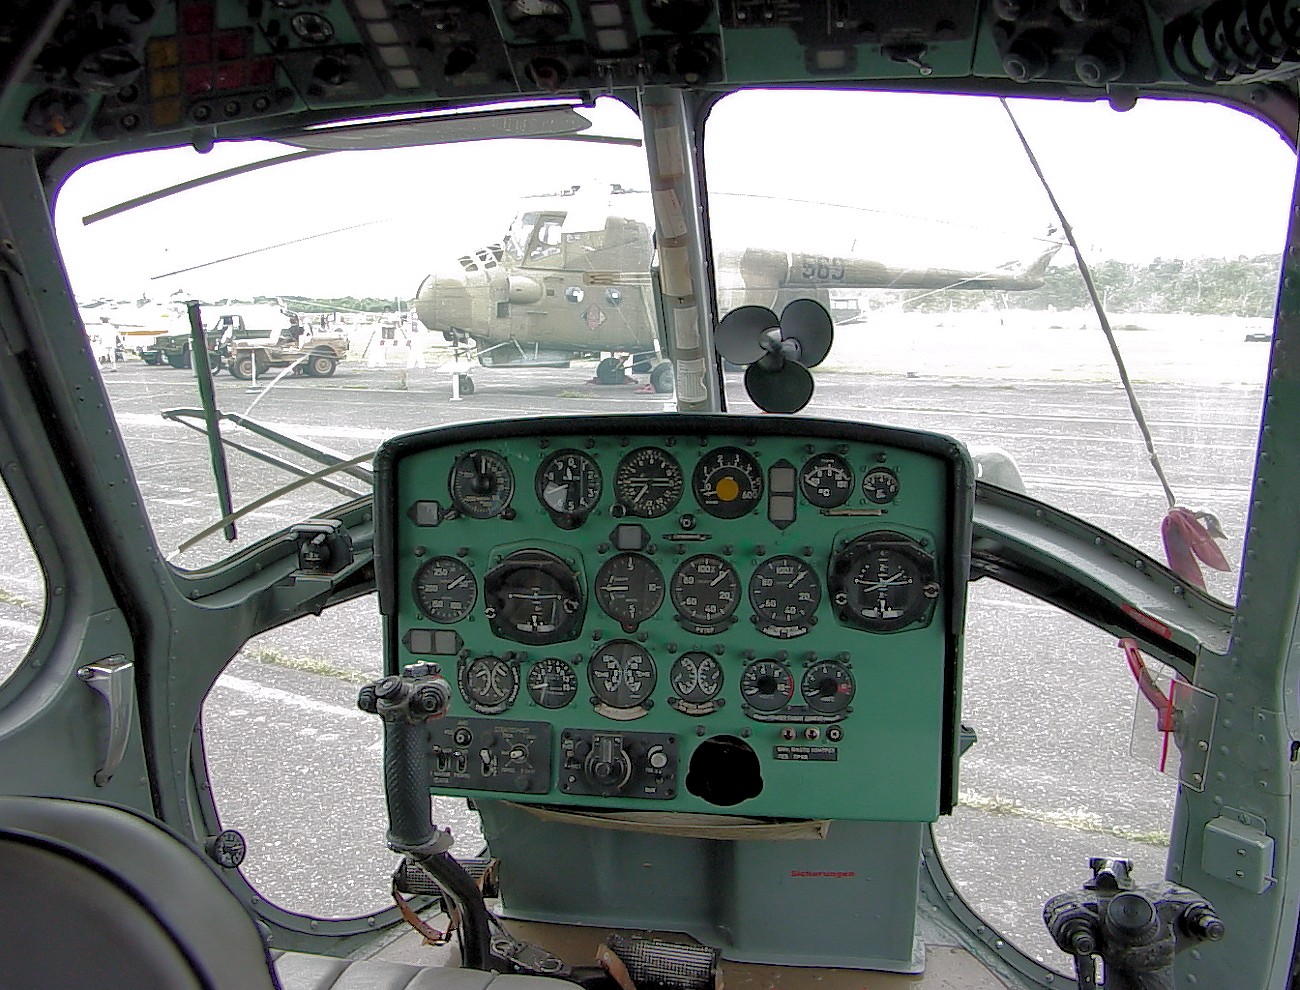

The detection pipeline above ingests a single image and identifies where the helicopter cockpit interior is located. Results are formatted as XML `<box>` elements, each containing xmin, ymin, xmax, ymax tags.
<box><xmin>1</xmin><ymin>1</ymin><xmax>1299</xmax><ymax>989</ymax></box>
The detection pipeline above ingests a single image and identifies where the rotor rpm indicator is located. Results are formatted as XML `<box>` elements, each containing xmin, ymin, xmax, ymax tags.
<box><xmin>670</xmin><ymin>554</ymin><xmax>741</xmax><ymax>631</ymax></box>
<box><xmin>799</xmin><ymin>452</ymin><xmax>854</xmax><ymax>508</ymax></box>
<box><xmin>412</xmin><ymin>556</ymin><xmax>477</xmax><ymax>623</ymax></box>
<box><xmin>588</xmin><ymin>640</ymin><xmax>658</xmax><ymax>710</ymax></box>
<box><xmin>613</xmin><ymin>447</ymin><xmax>684</xmax><ymax>518</ymax></box>
<box><xmin>536</xmin><ymin>449</ymin><xmax>602</xmax><ymax>521</ymax></box>
<box><xmin>692</xmin><ymin>446</ymin><xmax>763</xmax><ymax>519</ymax></box>
<box><xmin>449</xmin><ymin>449</ymin><xmax>515</xmax><ymax>519</ymax></box>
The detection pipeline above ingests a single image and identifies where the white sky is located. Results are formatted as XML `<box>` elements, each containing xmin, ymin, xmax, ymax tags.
<box><xmin>54</xmin><ymin>92</ymin><xmax>1297</xmax><ymax>303</ymax></box>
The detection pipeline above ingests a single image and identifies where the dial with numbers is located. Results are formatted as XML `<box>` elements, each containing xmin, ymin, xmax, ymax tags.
<box><xmin>536</xmin><ymin>449</ymin><xmax>602</xmax><ymax>518</ymax></box>
<box><xmin>613</xmin><ymin>447</ymin><xmax>684</xmax><ymax>518</ymax></box>
<box><xmin>412</xmin><ymin>556</ymin><xmax>477</xmax><ymax>623</ymax></box>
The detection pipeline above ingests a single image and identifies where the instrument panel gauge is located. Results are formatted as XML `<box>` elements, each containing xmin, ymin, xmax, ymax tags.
<box><xmin>483</xmin><ymin>549</ymin><xmax>584</xmax><ymax>645</ymax></box>
<box><xmin>801</xmin><ymin>660</ymin><xmax>855</xmax><ymax>715</ymax></box>
<box><xmin>458</xmin><ymin>655</ymin><xmax>518</xmax><ymax>714</ymax></box>
<box><xmin>588</xmin><ymin>640</ymin><xmax>658</xmax><ymax>709</ymax></box>
<box><xmin>669</xmin><ymin>652</ymin><xmax>724</xmax><ymax>705</ymax></box>
<box><xmin>613</xmin><ymin>447</ymin><xmax>684</xmax><ymax>518</ymax></box>
<box><xmin>799</xmin><ymin>453</ymin><xmax>854</xmax><ymax>508</ymax></box>
<box><xmin>739</xmin><ymin>659</ymin><xmax>795</xmax><ymax>713</ymax></box>
<box><xmin>692</xmin><ymin>446</ymin><xmax>763</xmax><ymax>519</ymax></box>
<box><xmin>830</xmin><ymin>532</ymin><xmax>938</xmax><ymax>632</ymax></box>
<box><xmin>595</xmin><ymin>553</ymin><xmax>665</xmax><ymax>626</ymax></box>
<box><xmin>525</xmin><ymin>657</ymin><xmax>578</xmax><ymax>709</ymax></box>
<box><xmin>536</xmin><ymin>449</ymin><xmax>602</xmax><ymax>521</ymax></box>
<box><xmin>412</xmin><ymin>556</ymin><xmax>477</xmax><ymax>623</ymax></box>
<box><xmin>749</xmin><ymin>555</ymin><xmax>821</xmax><ymax>629</ymax></box>
<box><xmin>862</xmin><ymin>466</ymin><xmax>900</xmax><ymax>505</ymax></box>
<box><xmin>449</xmin><ymin>450</ymin><xmax>515</xmax><ymax>519</ymax></box>
<box><xmin>670</xmin><ymin>554</ymin><xmax>741</xmax><ymax>628</ymax></box>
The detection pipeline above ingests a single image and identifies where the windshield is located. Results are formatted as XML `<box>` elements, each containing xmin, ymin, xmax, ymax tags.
<box><xmin>55</xmin><ymin>97</ymin><xmax>664</xmax><ymax>569</ymax></box>
<box><xmin>705</xmin><ymin>91</ymin><xmax>1292</xmax><ymax>605</ymax></box>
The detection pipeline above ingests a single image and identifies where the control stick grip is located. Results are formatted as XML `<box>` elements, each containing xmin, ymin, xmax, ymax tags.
<box><xmin>383</xmin><ymin>718</ymin><xmax>439</xmax><ymax>853</ymax></box>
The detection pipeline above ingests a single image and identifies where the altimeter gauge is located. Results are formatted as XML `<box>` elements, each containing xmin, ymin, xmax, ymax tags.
<box><xmin>412</xmin><ymin>556</ymin><xmax>477</xmax><ymax>623</ymax></box>
<box><xmin>536</xmin><ymin>449</ymin><xmax>602</xmax><ymax>522</ymax></box>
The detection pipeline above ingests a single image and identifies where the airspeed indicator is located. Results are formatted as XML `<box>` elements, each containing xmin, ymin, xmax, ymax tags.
<box><xmin>412</xmin><ymin>556</ymin><xmax>477</xmax><ymax>623</ymax></box>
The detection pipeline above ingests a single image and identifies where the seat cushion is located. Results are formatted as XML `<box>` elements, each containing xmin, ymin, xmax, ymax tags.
<box><xmin>272</xmin><ymin>951</ymin><xmax>580</xmax><ymax>990</ymax></box>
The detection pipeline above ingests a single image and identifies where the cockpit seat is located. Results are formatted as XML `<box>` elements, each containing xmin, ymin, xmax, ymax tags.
<box><xmin>0</xmin><ymin>796</ymin><xmax>569</xmax><ymax>990</ymax></box>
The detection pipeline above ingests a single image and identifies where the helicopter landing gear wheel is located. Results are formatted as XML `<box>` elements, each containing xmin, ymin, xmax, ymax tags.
<box><xmin>457</xmin><ymin>374</ymin><xmax>475</xmax><ymax>395</ymax></box>
<box><xmin>596</xmin><ymin>357</ymin><xmax>625</xmax><ymax>385</ymax></box>
<box><xmin>650</xmin><ymin>363</ymin><xmax>675</xmax><ymax>394</ymax></box>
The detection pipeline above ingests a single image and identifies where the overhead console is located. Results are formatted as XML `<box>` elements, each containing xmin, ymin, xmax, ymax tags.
<box><xmin>5</xmin><ymin>0</ymin><xmax>1291</xmax><ymax>148</ymax></box>
<box><xmin>376</xmin><ymin>413</ymin><xmax>973</xmax><ymax>822</ymax></box>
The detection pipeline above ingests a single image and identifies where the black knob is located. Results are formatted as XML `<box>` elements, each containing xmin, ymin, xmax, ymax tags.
<box><xmin>357</xmin><ymin>684</ymin><xmax>378</xmax><ymax>713</ymax></box>
<box><xmin>1105</xmin><ymin>892</ymin><xmax>1159</xmax><ymax>940</ymax></box>
<box><xmin>373</xmin><ymin>675</ymin><xmax>404</xmax><ymax>700</ymax></box>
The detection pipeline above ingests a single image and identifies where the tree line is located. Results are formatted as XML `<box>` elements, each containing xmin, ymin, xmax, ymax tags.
<box><xmin>886</xmin><ymin>255</ymin><xmax>1282</xmax><ymax>317</ymax></box>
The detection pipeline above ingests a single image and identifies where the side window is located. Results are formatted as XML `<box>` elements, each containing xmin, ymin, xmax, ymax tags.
<box><xmin>0</xmin><ymin>481</ymin><xmax>46</xmax><ymax>688</ymax></box>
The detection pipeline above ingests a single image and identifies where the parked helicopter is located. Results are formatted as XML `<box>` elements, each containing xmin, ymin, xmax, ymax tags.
<box><xmin>413</xmin><ymin>187</ymin><xmax>1061</xmax><ymax>394</ymax></box>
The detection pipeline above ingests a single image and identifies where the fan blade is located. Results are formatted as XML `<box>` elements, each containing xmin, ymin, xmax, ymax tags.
<box><xmin>778</xmin><ymin>298</ymin><xmax>834</xmax><ymax>368</ymax></box>
<box><xmin>715</xmin><ymin>305</ymin><xmax>779</xmax><ymax>365</ymax></box>
<box><xmin>744</xmin><ymin>360</ymin><xmax>814</xmax><ymax>414</ymax></box>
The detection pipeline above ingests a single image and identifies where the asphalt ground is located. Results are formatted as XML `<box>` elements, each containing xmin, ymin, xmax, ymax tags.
<box><xmin>0</xmin><ymin>340</ymin><xmax>1268</xmax><ymax>971</ymax></box>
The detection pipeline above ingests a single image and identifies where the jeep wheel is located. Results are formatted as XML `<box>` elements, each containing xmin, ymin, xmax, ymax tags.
<box><xmin>307</xmin><ymin>354</ymin><xmax>337</xmax><ymax>377</ymax></box>
<box><xmin>650</xmin><ymin>362</ymin><xmax>675</xmax><ymax>394</ymax></box>
<box><xmin>230</xmin><ymin>355</ymin><xmax>255</xmax><ymax>380</ymax></box>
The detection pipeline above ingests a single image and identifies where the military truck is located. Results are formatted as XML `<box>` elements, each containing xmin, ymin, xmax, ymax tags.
<box><xmin>223</xmin><ymin>320</ymin><xmax>350</xmax><ymax>380</ymax></box>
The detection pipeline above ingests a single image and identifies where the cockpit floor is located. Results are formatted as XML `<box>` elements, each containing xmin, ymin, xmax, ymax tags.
<box><xmin>371</xmin><ymin>915</ymin><xmax>1011</xmax><ymax>989</ymax></box>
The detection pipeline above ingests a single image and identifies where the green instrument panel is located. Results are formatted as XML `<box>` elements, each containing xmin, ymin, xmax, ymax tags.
<box><xmin>375</xmin><ymin>414</ymin><xmax>973</xmax><ymax>822</ymax></box>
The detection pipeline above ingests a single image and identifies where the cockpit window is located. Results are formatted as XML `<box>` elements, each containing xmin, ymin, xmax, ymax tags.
<box><xmin>53</xmin><ymin>97</ymin><xmax>665</xmax><ymax>570</ymax></box>
<box><xmin>0</xmin><ymin>480</ymin><xmax>44</xmax><ymax>692</ymax></box>
<box><xmin>704</xmin><ymin>91</ymin><xmax>1294</xmax><ymax>605</ymax></box>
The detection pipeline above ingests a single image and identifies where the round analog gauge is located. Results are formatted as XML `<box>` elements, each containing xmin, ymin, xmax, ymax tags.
<box><xmin>670</xmin><ymin>554</ymin><xmax>741</xmax><ymax>626</ymax></box>
<box><xmin>412</xmin><ymin>556</ymin><xmax>477</xmax><ymax>623</ymax></box>
<box><xmin>525</xmin><ymin>657</ymin><xmax>578</xmax><ymax>709</ymax></box>
<box><xmin>459</xmin><ymin>655</ymin><xmax>518</xmax><ymax>714</ymax></box>
<box><xmin>595</xmin><ymin>553</ymin><xmax>665</xmax><ymax>626</ymax></box>
<box><xmin>831</xmin><ymin>534</ymin><xmax>936</xmax><ymax>632</ymax></box>
<box><xmin>289</xmin><ymin>11</ymin><xmax>334</xmax><ymax>42</ymax></box>
<box><xmin>588</xmin><ymin>640</ymin><xmax>658</xmax><ymax>709</ymax></box>
<box><xmin>536</xmin><ymin>449</ymin><xmax>602</xmax><ymax>518</ymax></box>
<box><xmin>692</xmin><ymin>446</ymin><xmax>763</xmax><ymax>519</ymax></box>
<box><xmin>800</xmin><ymin>452</ymin><xmax>854</xmax><ymax>508</ymax></box>
<box><xmin>613</xmin><ymin>447</ymin><xmax>684</xmax><ymax>518</ymax></box>
<box><xmin>739</xmin><ymin>659</ymin><xmax>795</xmax><ymax>713</ymax></box>
<box><xmin>483</xmin><ymin>549</ymin><xmax>584</xmax><ymax>645</ymax></box>
<box><xmin>748</xmin><ymin>555</ymin><xmax>821</xmax><ymax>626</ymax></box>
<box><xmin>801</xmin><ymin>660</ymin><xmax>855</xmax><ymax>715</ymax></box>
<box><xmin>449</xmin><ymin>450</ymin><xmax>515</xmax><ymax>519</ymax></box>
<box><xmin>862</xmin><ymin>466</ymin><xmax>900</xmax><ymax>505</ymax></box>
<box><xmin>669</xmin><ymin>652</ymin><xmax>724</xmax><ymax>705</ymax></box>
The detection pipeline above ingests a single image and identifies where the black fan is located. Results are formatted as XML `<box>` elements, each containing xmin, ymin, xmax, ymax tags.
<box><xmin>715</xmin><ymin>298</ymin><xmax>834</xmax><ymax>413</ymax></box>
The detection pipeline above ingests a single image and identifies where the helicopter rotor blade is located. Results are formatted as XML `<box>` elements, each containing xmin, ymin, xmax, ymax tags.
<box><xmin>744</xmin><ymin>359</ymin><xmax>814</xmax><ymax>414</ymax></box>
<box><xmin>779</xmin><ymin>298</ymin><xmax>834</xmax><ymax>368</ymax></box>
<box><xmin>715</xmin><ymin>305</ymin><xmax>779</xmax><ymax>365</ymax></box>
